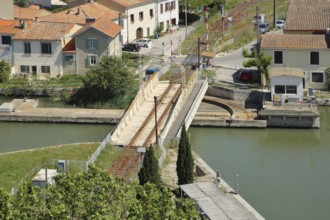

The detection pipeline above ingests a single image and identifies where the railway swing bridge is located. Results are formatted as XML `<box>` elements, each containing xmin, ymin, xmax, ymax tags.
<box><xmin>108</xmin><ymin>69</ymin><xmax>208</xmax><ymax>180</ymax></box>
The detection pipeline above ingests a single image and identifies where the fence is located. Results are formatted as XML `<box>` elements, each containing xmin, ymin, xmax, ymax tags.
<box><xmin>11</xmin><ymin>159</ymin><xmax>86</xmax><ymax>195</ymax></box>
<box><xmin>86</xmin><ymin>132</ymin><xmax>112</xmax><ymax>167</ymax></box>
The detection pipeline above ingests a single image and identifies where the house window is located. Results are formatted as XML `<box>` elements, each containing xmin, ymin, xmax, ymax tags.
<box><xmin>41</xmin><ymin>66</ymin><xmax>50</xmax><ymax>74</ymax></box>
<box><xmin>311</xmin><ymin>72</ymin><xmax>323</xmax><ymax>83</ymax></box>
<box><xmin>64</xmin><ymin>54</ymin><xmax>75</xmax><ymax>61</ymax></box>
<box><xmin>165</xmin><ymin>2</ymin><xmax>170</xmax><ymax>12</ymax></box>
<box><xmin>160</xmin><ymin>4</ymin><xmax>163</xmax><ymax>14</ymax></box>
<box><xmin>275</xmin><ymin>85</ymin><xmax>297</xmax><ymax>94</ymax></box>
<box><xmin>130</xmin><ymin>14</ymin><xmax>134</xmax><ymax>23</ymax></box>
<box><xmin>286</xmin><ymin>85</ymin><xmax>297</xmax><ymax>94</ymax></box>
<box><xmin>139</xmin><ymin>12</ymin><xmax>143</xmax><ymax>20</ymax></box>
<box><xmin>87</xmin><ymin>38</ymin><xmax>98</xmax><ymax>50</ymax></box>
<box><xmin>1</xmin><ymin>36</ymin><xmax>11</xmax><ymax>45</ymax></box>
<box><xmin>20</xmin><ymin>65</ymin><xmax>30</xmax><ymax>73</ymax></box>
<box><xmin>89</xmin><ymin>55</ymin><xmax>97</xmax><ymax>66</ymax></box>
<box><xmin>41</xmin><ymin>42</ymin><xmax>52</xmax><ymax>54</ymax></box>
<box><xmin>310</xmin><ymin>51</ymin><xmax>319</xmax><ymax>65</ymax></box>
<box><xmin>171</xmin><ymin>1</ymin><xmax>176</xmax><ymax>10</ymax></box>
<box><xmin>24</xmin><ymin>42</ymin><xmax>31</xmax><ymax>54</ymax></box>
<box><xmin>275</xmin><ymin>85</ymin><xmax>285</xmax><ymax>94</ymax></box>
<box><xmin>150</xmin><ymin>9</ymin><xmax>153</xmax><ymax>17</ymax></box>
<box><xmin>274</xmin><ymin>51</ymin><xmax>283</xmax><ymax>64</ymax></box>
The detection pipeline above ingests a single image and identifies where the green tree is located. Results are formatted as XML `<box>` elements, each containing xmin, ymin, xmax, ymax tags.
<box><xmin>0</xmin><ymin>188</ymin><xmax>12</xmax><ymax>219</ymax></box>
<box><xmin>325</xmin><ymin>67</ymin><xmax>330</xmax><ymax>90</ymax></box>
<box><xmin>176</xmin><ymin>124</ymin><xmax>194</xmax><ymax>185</ymax></box>
<box><xmin>0</xmin><ymin>60</ymin><xmax>10</xmax><ymax>83</ymax></box>
<box><xmin>138</xmin><ymin>145</ymin><xmax>160</xmax><ymax>185</ymax></box>
<box><xmin>14</xmin><ymin>0</ymin><xmax>29</xmax><ymax>7</ymax></box>
<box><xmin>70</xmin><ymin>56</ymin><xmax>137</xmax><ymax>107</ymax></box>
<box><xmin>1</xmin><ymin>166</ymin><xmax>200</xmax><ymax>219</ymax></box>
<box><xmin>242</xmin><ymin>48</ymin><xmax>272</xmax><ymax>85</ymax></box>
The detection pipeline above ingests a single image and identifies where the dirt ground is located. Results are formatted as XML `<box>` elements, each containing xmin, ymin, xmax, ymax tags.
<box><xmin>160</xmin><ymin>147</ymin><xmax>215</xmax><ymax>188</ymax></box>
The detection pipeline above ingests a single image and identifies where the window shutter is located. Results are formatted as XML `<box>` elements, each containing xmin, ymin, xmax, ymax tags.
<box><xmin>95</xmin><ymin>39</ymin><xmax>98</xmax><ymax>49</ymax></box>
<box><xmin>85</xmin><ymin>57</ymin><xmax>89</xmax><ymax>68</ymax></box>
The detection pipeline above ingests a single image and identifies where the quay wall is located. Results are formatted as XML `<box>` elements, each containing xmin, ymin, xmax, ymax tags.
<box><xmin>191</xmin><ymin>118</ymin><xmax>266</xmax><ymax>128</ymax></box>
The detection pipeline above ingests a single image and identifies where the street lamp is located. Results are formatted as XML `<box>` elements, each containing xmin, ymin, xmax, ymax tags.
<box><xmin>235</xmin><ymin>174</ymin><xmax>239</xmax><ymax>194</ymax></box>
<box><xmin>154</xmin><ymin>96</ymin><xmax>159</xmax><ymax>145</ymax></box>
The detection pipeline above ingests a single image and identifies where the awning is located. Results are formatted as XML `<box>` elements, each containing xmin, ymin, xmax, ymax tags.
<box><xmin>268</xmin><ymin>67</ymin><xmax>305</xmax><ymax>78</ymax></box>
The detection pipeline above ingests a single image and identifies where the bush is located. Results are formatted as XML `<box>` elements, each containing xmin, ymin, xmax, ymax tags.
<box><xmin>0</xmin><ymin>60</ymin><xmax>10</xmax><ymax>83</ymax></box>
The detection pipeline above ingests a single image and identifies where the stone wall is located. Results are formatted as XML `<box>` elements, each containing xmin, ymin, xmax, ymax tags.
<box><xmin>206</xmin><ymin>85</ymin><xmax>271</xmax><ymax>104</ymax></box>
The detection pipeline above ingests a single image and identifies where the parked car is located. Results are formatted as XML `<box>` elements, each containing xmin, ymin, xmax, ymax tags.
<box><xmin>238</xmin><ymin>69</ymin><xmax>253</xmax><ymax>81</ymax></box>
<box><xmin>276</xmin><ymin>20</ymin><xmax>285</xmax><ymax>29</ymax></box>
<box><xmin>122</xmin><ymin>43</ymin><xmax>141</xmax><ymax>52</ymax></box>
<box><xmin>259</xmin><ymin>22</ymin><xmax>269</xmax><ymax>34</ymax></box>
<box><xmin>144</xmin><ymin>67</ymin><xmax>160</xmax><ymax>81</ymax></box>
<box><xmin>133</xmin><ymin>38</ymin><xmax>152</xmax><ymax>48</ymax></box>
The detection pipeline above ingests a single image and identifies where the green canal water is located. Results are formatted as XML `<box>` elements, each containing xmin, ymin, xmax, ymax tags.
<box><xmin>190</xmin><ymin>106</ymin><xmax>330</xmax><ymax>220</ymax></box>
<box><xmin>1</xmin><ymin>95</ymin><xmax>330</xmax><ymax>219</ymax></box>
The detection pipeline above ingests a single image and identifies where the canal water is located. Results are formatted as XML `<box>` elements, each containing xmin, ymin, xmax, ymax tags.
<box><xmin>1</xmin><ymin>95</ymin><xmax>329</xmax><ymax>219</ymax></box>
<box><xmin>190</xmin><ymin>106</ymin><xmax>330</xmax><ymax>220</ymax></box>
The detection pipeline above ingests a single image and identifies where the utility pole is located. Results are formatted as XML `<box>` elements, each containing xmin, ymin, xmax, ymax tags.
<box><xmin>154</xmin><ymin>96</ymin><xmax>158</xmax><ymax>145</ymax></box>
<box><xmin>197</xmin><ymin>37</ymin><xmax>200</xmax><ymax>69</ymax></box>
<box><xmin>273</xmin><ymin>0</ymin><xmax>276</xmax><ymax>28</ymax></box>
<box><xmin>256</xmin><ymin>6</ymin><xmax>260</xmax><ymax>53</ymax></box>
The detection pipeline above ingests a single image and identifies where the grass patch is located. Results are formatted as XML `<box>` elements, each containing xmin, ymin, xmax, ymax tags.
<box><xmin>313</xmin><ymin>91</ymin><xmax>330</xmax><ymax>99</ymax></box>
<box><xmin>0</xmin><ymin>143</ymin><xmax>98</xmax><ymax>192</ymax></box>
<box><xmin>94</xmin><ymin>144</ymin><xmax>122</xmax><ymax>171</ymax></box>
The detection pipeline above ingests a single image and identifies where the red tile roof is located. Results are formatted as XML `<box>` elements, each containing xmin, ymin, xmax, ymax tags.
<box><xmin>14</xmin><ymin>6</ymin><xmax>52</xmax><ymax>20</ymax></box>
<box><xmin>74</xmin><ymin>16</ymin><xmax>122</xmax><ymax>38</ymax></box>
<box><xmin>261</xmin><ymin>34</ymin><xmax>328</xmax><ymax>49</ymax></box>
<box><xmin>97</xmin><ymin>0</ymin><xmax>153</xmax><ymax>13</ymax></box>
<box><xmin>0</xmin><ymin>19</ymin><xmax>20</xmax><ymax>35</ymax></box>
<box><xmin>12</xmin><ymin>21</ymin><xmax>75</xmax><ymax>40</ymax></box>
<box><xmin>285</xmin><ymin>0</ymin><xmax>330</xmax><ymax>32</ymax></box>
<box><xmin>40</xmin><ymin>3</ymin><xmax>123</xmax><ymax>24</ymax></box>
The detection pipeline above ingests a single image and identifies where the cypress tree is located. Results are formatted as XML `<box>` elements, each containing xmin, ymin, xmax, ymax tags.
<box><xmin>176</xmin><ymin>124</ymin><xmax>194</xmax><ymax>185</ymax></box>
<box><xmin>138</xmin><ymin>145</ymin><xmax>160</xmax><ymax>185</ymax></box>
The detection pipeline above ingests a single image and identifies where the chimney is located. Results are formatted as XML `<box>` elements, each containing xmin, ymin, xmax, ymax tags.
<box><xmin>326</xmin><ymin>28</ymin><xmax>330</xmax><ymax>48</ymax></box>
<box><xmin>88</xmin><ymin>0</ymin><xmax>94</xmax><ymax>3</ymax></box>
<box><xmin>77</xmin><ymin>7</ymin><xmax>81</xmax><ymax>15</ymax></box>
<box><xmin>35</xmin><ymin>17</ymin><xmax>39</xmax><ymax>22</ymax></box>
<box><xmin>67</xmin><ymin>9</ymin><xmax>71</xmax><ymax>14</ymax></box>
<box><xmin>19</xmin><ymin>20</ymin><xmax>26</xmax><ymax>29</ymax></box>
<box><xmin>86</xmin><ymin>18</ymin><xmax>96</xmax><ymax>24</ymax></box>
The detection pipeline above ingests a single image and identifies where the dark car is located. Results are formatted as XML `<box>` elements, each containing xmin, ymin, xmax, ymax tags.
<box><xmin>122</xmin><ymin>43</ymin><xmax>141</xmax><ymax>52</ymax></box>
<box><xmin>238</xmin><ymin>69</ymin><xmax>253</xmax><ymax>81</ymax></box>
<box><xmin>144</xmin><ymin>67</ymin><xmax>160</xmax><ymax>81</ymax></box>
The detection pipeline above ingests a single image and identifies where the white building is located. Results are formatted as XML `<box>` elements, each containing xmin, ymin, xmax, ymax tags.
<box><xmin>261</xmin><ymin>34</ymin><xmax>330</xmax><ymax>90</ymax></box>
<box><xmin>156</xmin><ymin>0</ymin><xmax>179</xmax><ymax>32</ymax></box>
<box><xmin>97</xmin><ymin>0</ymin><xmax>157</xmax><ymax>42</ymax></box>
<box><xmin>269</xmin><ymin>67</ymin><xmax>304</xmax><ymax>103</ymax></box>
<box><xmin>12</xmin><ymin>21</ymin><xmax>81</xmax><ymax>77</ymax></box>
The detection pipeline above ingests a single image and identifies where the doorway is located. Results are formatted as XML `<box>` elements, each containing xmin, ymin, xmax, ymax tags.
<box><xmin>136</xmin><ymin>28</ymin><xmax>143</xmax><ymax>39</ymax></box>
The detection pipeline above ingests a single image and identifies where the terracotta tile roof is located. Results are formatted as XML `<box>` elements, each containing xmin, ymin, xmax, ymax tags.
<box><xmin>40</xmin><ymin>3</ymin><xmax>123</xmax><ymax>24</ymax></box>
<box><xmin>14</xmin><ymin>6</ymin><xmax>52</xmax><ymax>20</ymax></box>
<box><xmin>62</xmin><ymin>38</ymin><xmax>76</xmax><ymax>52</ymax></box>
<box><xmin>269</xmin><ymin>67</ymin><xmax>305</xmax><ymax>79</ymax></box>
<box><xmin>97</xmin><ymin>0</ymin><xmax>153</xmax><ymax>13</ymax></box>
<box><xmin>285</xmin><ymin>0</ymin><xmax>330</xmax><ymax>32</ymax></box>
<box><xmin>12</xmin><ymin>21</ymin><xmax>75</xmax><ymax>40</ymax></box>
<box><xmin>74</xmin><ymin>16</ymin><xmax>122</xmax><ymax>38</ymax></box>
<box><xmin>0</xmin><ymin>19</ymin><xmax>21</xmax><ymax>34</ymax></box>
<box><xmin>261</xmin><ymin>34</ymin><xmax>329</xmax><ymax>49</ymax></box>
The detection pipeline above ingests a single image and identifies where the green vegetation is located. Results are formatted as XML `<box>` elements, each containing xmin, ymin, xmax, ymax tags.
<box><xmin>138</xmin><ymin>145</ymin><xmax>160</xmax><ymax>185</ymax></box>
<box><xmin>325</xmin><ymin>67</ymin><xmax>330</xmax><ymax>90</ymax></box>
<box><xmin>0</xmin><ymin>166</ymin><xmax>200</xmax><ymax>219</ymax></box>
<box><xmin>94</xmin><ymin>144</ymin><xmax>122</xmax><ymax>171</ymax></box>
<box><xmin>180</xmin><ymin>0</ymin><xmax>288</xmax><ymax>54</ymax></box>
<box><xmin>176</xmin><ymin>124</ymin><xmax>194</xmax><ymax>185</ymax></box>
<box><xmin>0</xmin><ymin>60</ymin><xmax>10</xmax><ymax>83</ymax></box>
<box><xmin>69</xmin><ymin>56</ymin><xmax>138</xmax><ymax>109</ymax></box>
<box><xmin>0</xmin><ymin>143</ymin><xmax>98</xmax><ymax>192</ymax></box>
<box><xmin>242</xmin><ymin>48</ymin><xmax>272</xmax><ymax>85</ymax></box>
<box><xmin>14</xmin><ymin>0</ymin><xmax>29</xmax><ymax>7</ymax></box>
